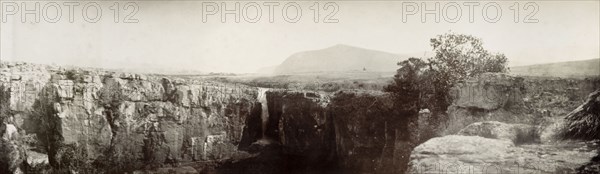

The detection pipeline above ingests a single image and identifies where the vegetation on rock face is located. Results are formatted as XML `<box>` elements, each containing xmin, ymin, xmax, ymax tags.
<box><xmin>385</xmin><ymin>58</ymin><xmax>428</xmax><ymax>141</ymax></box>
<box><xmin>329</xmin><ymin>92</ymin><xmax>408</xmax><ymax>173</ymax></box>
<box><xmin>561</xmin><ymin>90</ymin><xmax>600</xmax><ymax>140</ymax></box>
<box><xmin>1</xmin><ymin>85</ymin><xmax>39</xmax><ymax>174</ymax></box>
<box><xmin>557</xmin><ymin>89</ymin><xmax>600</xmax><ymax>174</ymax></box>
<box><xmin>385</xmin><ymin>33</ymin><xmax>509</xmax><ymax>140</ymax></box>
<box><xmin>0</xmin><ymin>85</ymin><xmax>11</xmax><ymax>123</ymax></box>
<box><xmin>428</xmin><ymin>33</ymin><xmax>508</xmax><ymax>113</ymax></box>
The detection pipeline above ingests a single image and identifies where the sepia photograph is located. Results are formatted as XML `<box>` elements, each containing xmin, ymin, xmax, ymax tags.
<box><xmin>0</xmin><ymin>0</ymin><xmax>599</xmax><ymax>173</ymax></box>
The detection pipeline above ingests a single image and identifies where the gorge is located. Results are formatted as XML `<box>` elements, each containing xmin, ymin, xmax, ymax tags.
<box><xmin>1</xmin><ymin>62</ymin><xmax>599</xmax><ymax>174</ymax></box>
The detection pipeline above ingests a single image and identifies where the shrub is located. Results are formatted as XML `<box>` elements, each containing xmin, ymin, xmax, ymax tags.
<box><xmin>386</xmin><ymin>33</ymin><xmax>509</xmax><ymax>142</ymax></box>
<box><xmin>561</xmin><ymin>90</ymin><xmax>600</xmax><ymax>140</ymax></box>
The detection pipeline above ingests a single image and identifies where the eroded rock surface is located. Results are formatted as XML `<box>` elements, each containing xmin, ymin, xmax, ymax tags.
<box><xmin>263</xmin><ymin>90</ymin><xmax>413</xmax><ymax>174</ymax></box>
<box><xmin>444</xmin><ymin>73</ymin><xmax>599</xmax><ymax>135</ymax></box>
<box><xmin>2</xmin><ymin>62</ymin><xmax>599</xmax><ymax>174</ymax></box>
<box><xmin>451</xmin><ymin>73</ymin><xmax>524</xmax><ymax>110</ymax></box>
<box><xmin>458</xmin><ymin>121</ymin><xmax>538</xmax><ymax>144</ymax></box>
<box><xmin>0</xmin><ymin>63</ymin><xmax>264</xmax><ymax>173</ymax></box>
<box><xmin>409</xmin><ymin>73</ymin><xmax>600</xmax><ymax>174</ymax></box>
<box><xmin>409</xmin><ymin>135</ymin><xmax>598</xmax><ymax>173</ymax></box>
<box><xmin>444</xmin><ymin>73</ymin><xmax>530</xmax><ymax>135</ymax></box>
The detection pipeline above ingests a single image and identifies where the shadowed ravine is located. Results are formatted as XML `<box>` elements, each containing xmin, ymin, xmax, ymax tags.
<box><xmin>255</xmin><ymin>88</ymin><xmax>275</xmax><ymax>146</ymax></box>
<box><xmin>1</xmin><ymin>63</ymin><xmax>599</xmax><ymax>174</ymax></box>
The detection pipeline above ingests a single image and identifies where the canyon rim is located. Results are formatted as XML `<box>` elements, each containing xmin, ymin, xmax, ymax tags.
<box><xmin>1</xmin><ymin>1</ymin><xmax>600</xmax><ymax>174</ymax></box>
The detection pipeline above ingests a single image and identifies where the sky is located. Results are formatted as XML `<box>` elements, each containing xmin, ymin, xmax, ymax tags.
<box><xmin>1</xmin><ymin>0</ymin><xmax>599</xmax><ymax>73</ymax></box>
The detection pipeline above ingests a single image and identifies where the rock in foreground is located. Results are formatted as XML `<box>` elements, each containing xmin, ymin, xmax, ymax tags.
<box><xmin>409</xmin><ymin>135</ymin><xmax>597</xmax><ymax>173</ymax></box>
<box><xmin>458</xmin><ymin>121</ymin><xmax>538</xmax><ymax>144</ymax></box>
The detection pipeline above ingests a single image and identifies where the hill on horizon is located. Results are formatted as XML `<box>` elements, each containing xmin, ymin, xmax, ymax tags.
<box><xmin>509</xmin><ymin>58</ymin><xmax>600</xmax><ymax>78</ymax></box>
<box><xmin>272</xmin><ymin>44</ymin><xmax>407</xmax><ymax>75</ymax></box>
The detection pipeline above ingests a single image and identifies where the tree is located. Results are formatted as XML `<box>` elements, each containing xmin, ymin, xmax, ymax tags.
<box><xmin>427</xmin><ymin>33</ymin><xmax>508</xmax><ymax>113</ymax></box>
<box><xmin>386</xmin><ymin>32</ymin><xmax>509</xmax><ymax>139</ymax></box>
<box><xmin>384</xmin><ymin>58</ymin><xmax>430</xmax><ymax>141</ymax></box>
<box><xmin>385</xmin><ymin>58</ymin><xmax>429</xmax><ymax>111</ymax></box>
<box><xmin>429</xmin><ymin>33</ymin><xmax>507</xmax><ymax>81</ymax></box>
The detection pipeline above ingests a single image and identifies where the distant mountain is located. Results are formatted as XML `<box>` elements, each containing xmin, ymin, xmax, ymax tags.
<box><xmin>510</xmin><ymin>58</ymin><xmax>600</xmax><ymax>78</ymax></box>
<box><xmin>273</xmin><ymin>44</ymin><xmax>407</xmax><ymax>74</ymax></box>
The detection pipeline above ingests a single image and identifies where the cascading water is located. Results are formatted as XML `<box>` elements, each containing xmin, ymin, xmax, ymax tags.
<box><xmin>256</xmin><ymin>88</ymin><xmax>272</xmax><ymax>145</ymax></box>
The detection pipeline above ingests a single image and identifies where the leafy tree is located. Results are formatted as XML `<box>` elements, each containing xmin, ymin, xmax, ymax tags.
<box><xmin>429</xmin><ymin>33</ymin><xmax>507</xmax><ymax>84</ymax></box>
<box><xmin>386</xmin><ymin>58</ymin><xmax>429</xmax><ymax>110</ymax></box>
<box><xmin>385</xmin><ymin>58</ymin><xmax>430</xmax><ymax>140</ymax></box>
<box><xmin>386</xmin><ymin>33</ymin><xmax>509</xmax><ymax>140</ymax></box>
<box><xmin>427</xmin><ymin>33</ymin><xmax>508</xmax><ymax>113</ymax></box>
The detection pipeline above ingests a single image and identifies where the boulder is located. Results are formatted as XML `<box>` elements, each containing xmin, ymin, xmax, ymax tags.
<box><xmin>2</xmin><ymin>124</ymin><xmax>18</xmax><ymax>141</ymax></box>
<box><xmin>26</xmin><ymin>151</ymin><xmax>49</xmax><ymax>167</ymax></box>
<box><xmin>443</xmin><ymin>73</ymin><xmax>532</xmax><ymax>135</ymax></box>
<box><xmin>562</xmin><ymin>89</ymin><xmax>600</xmax><ymax>140</ymax></box>
<box><xmin>450</xmin><ymin>73</ymin><xmax>524</xmax><ymax>110</ymax></box>
<box><xmin>458</xmin><ymin>121</ymin><xmax>538</xmax><ymax>144</ymax></box>
<box><xmin>410</xmin><ymin>135</ymin><xmax>514</xmax><ymax>173</ymax></box>
<box><xmin>409</xmin><ymin>135</ymin><xmax>597</xmax><ymax>173</ymax></box>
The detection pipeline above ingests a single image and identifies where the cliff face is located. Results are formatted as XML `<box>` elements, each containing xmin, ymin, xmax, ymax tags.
<box><xmin>562</xmin><ymin>89</ymin><xmax>600</xmax><ymax>173</ymax></box>
<box><xmin>1</xmin><ymin>63</ymin><xmax>262</xmax><ymax>173</ymax></box>
<box><xmin>409</xmin><ymin>73</ymin><xmax>600</xmax><ymax>173</ymax></box>
<box><xmin>261</xmin><ymin>90</ymin><xmax>411</xmax><ymax>174</ymax></box>
<box><xmin>2</xmin><ymin>62</ymin><xmax>599</xmax><ymax>173</ymax></box>
<box><xmin>444</xmin><ymin>73</ymin><xmax>600</xmax><ymax>135</ymax></box>
<box><xmin>444</xmin><ymin>73</ymin><xmax>528</xmax><ymax>135</ymax></box>
<box><xmin>1</xmin><ymin>63</ymin><xmax>414</xmax><ymax>173</ymax></box>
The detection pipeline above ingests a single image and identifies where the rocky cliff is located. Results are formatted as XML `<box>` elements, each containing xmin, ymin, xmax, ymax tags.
<box><xmin>409</xmin><ymin>73</ymin><xmax>600</xmax><ymax>173</ymax></box>
<box><xmin>1</xmin><ymin>62</ymin><xmax>263</xmax><ymax>173</ymax></box>
<box><xmin>0</xmin><ymin>63</ymin><xmax>415</xmax><ymax>174</ymax></box>
<box><xmin>444</xmin><ymin>73</ymin><xmax>600</xmax><ymax>136</ymax></box>
<box><xmin>230</xmin><ymin>90</ymin><xmax>413</xmax><ymax>174</ymax></box>
<box><xmin>2</xmin><ymin>62</ymin><xmax>599</xmax><ymax>174</ymax></box>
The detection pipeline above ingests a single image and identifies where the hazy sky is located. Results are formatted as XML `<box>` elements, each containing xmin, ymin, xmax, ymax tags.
<box><xmin>1</xmin><ymin>1</ymin><xmax>599</xmax><ymax>73</ymax></box>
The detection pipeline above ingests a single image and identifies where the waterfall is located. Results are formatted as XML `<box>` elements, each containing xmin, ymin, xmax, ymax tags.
<box><xmin>257</xmin><ymin>88</ymin><xmax>270</xmax><ymax>141</ymax></box>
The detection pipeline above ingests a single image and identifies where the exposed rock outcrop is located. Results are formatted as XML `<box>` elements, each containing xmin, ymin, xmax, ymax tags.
<box><xmin>263</xmin><ymin>90</ymin><xmax>413</xmax><ymax>174</ymax></box>
<box><xmin>2</xmin><ymin>62</ymin><xmax>599</xmax><ymax>173</ymax></box>
<box><xmin>451</xmin><ymin>73</ymin><xmax>524</xmax><ymax>110</ymax></box>
<box><xmin>562</xmin><ymin>89</ymin><xmax>600</xmax><ymax>140</ymax></box>
<box><xmin>559</xmin><ymin>89</ymin><xmax>600</xmax><ymax>173</ymax></box>
<box><xmin>2</xmin><ymin>62</ymin><xmax>416</xmax><ymax>173</ymax></box>
<box><xmin>0</xmin><ymin>124</ymin><xmax>26</xmax><ymax>174</ymax></box>
<box><xmin>458</xmin><ymin>121</ymin><xmax>538</xmax><ymax>144</ymax></box>
<box><xmin>266</xmin><ymin>90</ymin><xmax>336</xmax><ymax>171</ymax></box>
<box><xmin>0</xmin><ymin>62</ymin><xmax>264</xmax><ymax>173</ymax></box>
<box><xmin>409</xmin><ymin>73</ymin><xmax>600</xmax><ymax>174</ymax></box>
<box><xmin>409</xmin><ymin>135</ymin><xmax>597</xmax><ymax>173</ymax></box>
<box><xmin>329</xmin><ymin>91</ymin><xmax>412</xmax><ymax>174</ymax></box>
<box><xmin>444</xmin><ymin>73</ymin><xmax>529</xmax><ymax>135</ymax></box>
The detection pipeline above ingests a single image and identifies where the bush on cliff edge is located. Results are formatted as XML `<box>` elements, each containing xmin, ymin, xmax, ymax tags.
<box><xmin>385</xmin><ymin>33</ymin><xmax>509</xmax><ymax>141</ymax></box>
<box><xmin>561</xmin><ymin>89</ymin><xmax>600</xmax><ymax>140</ymax></box>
